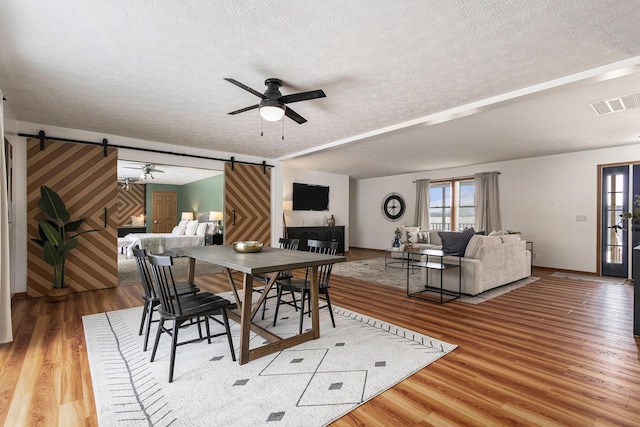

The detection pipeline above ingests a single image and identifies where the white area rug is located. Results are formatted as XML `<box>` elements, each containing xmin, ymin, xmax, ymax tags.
<box><xmin>550</xmin><ymin>271</ymin><xmax>629</xmax><ymax>285</ymax></box>
<box><xmin>332</xmin><ymin>257</ymin><xmax>539</xmax><ymax>304</ymax></box>
<box><xmin>83</xmin><ymin>294</ymin><xmax>456</xmax><ymax>427</ymax></box>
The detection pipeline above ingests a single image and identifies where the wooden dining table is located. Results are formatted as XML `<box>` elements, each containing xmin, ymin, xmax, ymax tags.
<box><xmin>174</xmin><ymin>245</ymin><xmax>345</xmax><ymax>365</ymax></box>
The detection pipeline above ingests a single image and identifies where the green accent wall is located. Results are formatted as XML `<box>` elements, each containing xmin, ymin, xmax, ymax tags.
<box><xmin>144</xmin><ymin>175</ymin><xmax>224</xmax><ymax>231</ymax></box>
<box><xmin>179</xmin><ymin>174</ymin><xmax>224</xmax><ymax>219</ymax></box>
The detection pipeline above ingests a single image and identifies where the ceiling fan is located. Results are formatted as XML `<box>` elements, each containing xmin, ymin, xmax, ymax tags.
<box><xmin>119</xmin><ymin>177</ymin><xmax>140</xmax><ymax>191</ymax></box>
<box><xmin>124</xmin><ymin>163</ymin><xmax>165</xmax><ymax>180</ymax></box>
<box><xmin>224</xmin><ymin>78</ymin><xmax>326</xmax><ymax>124</ymax></box>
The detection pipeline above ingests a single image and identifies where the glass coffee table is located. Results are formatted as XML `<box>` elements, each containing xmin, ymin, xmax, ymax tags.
<box><xmin>384</xmin><ymin>247</ymin><xmax>423</xmax><ymax>270</ymax></box>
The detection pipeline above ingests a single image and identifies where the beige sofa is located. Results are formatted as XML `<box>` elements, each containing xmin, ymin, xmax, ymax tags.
<box><xmin>417</xmin><ymin>232</ymin><xmax>531</xmax><ymax>296</ymax></box>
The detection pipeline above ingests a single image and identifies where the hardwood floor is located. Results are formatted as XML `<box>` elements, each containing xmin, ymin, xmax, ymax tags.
<box><xmin>1</xmin><ymin>248</ymin><xmax>639</xmax><ymax>426</ymax></box>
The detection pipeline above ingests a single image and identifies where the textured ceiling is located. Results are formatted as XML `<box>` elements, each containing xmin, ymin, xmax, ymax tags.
<box><xmin>2</xmin><ymin>1</ymin><xmax>640</xmax><ymax>179</ymax></box>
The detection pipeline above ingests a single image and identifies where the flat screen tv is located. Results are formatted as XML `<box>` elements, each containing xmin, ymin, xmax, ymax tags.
<box><xmin>292</xmin><ymin>183</ymin><xmax>330</xmax><ymax>211</ymax></box>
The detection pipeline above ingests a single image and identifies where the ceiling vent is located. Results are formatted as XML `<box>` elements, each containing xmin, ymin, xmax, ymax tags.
<box><xmin>590</xmin><ymin>93</ymin><xmax>640</xmax><ymax>115</ymax></box>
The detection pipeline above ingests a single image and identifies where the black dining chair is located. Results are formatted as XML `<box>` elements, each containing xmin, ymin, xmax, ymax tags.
<box><xmin>273</xmin><ymin>239</ymin><xmax>338</xmax><ymax>334</ymax></box>
<box><xmin>253</xmin><ymin>237</ymin><xmax>300</xmax><ymax>320</ymax></box>
<box><xmin>147</xmin><ymin>254</ymin><xmax>236</xmax><ymax>383</ymax></box>
<box><xmin>133</xmin><ymin>247</ymin><xmax>200</xmax><ymax>351</ymax></box>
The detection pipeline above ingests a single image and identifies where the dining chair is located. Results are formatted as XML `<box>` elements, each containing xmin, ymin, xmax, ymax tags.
<box><xmin>133</xmin><ymin>247</ymin><xmax>200</xmax><ymax>351</ymax></box>
<box><xmin>253</xmin><ymin>237</ymin><xmax>300</xmax><ymax>320</ymax></box>
<box><xmin>147</xmin><ymin>254</ymin><xmax>236</xmax><ymax>383</ymax></box>
<box><xmin>273</xmin><ymin>239</ymin><xmax>338</xmax><ymax>334</ymax></box>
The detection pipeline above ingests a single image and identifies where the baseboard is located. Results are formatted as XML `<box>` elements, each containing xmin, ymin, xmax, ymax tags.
<box><xmin>11</xmin><ymin>292</ymin><xmax>27</xmax><ymax>306</ymax></box>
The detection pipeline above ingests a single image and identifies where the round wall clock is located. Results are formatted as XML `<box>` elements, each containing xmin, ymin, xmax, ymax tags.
<box><xmin>381</xmin><ymin>193</ymin><xmax>405</xmax><ymax>221</ymax></box>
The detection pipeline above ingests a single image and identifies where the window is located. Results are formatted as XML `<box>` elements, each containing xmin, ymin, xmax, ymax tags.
<box><xmin>429</xmin><ymin>180</ymin><xmax>475</xmax><ymax>231</ymax></box>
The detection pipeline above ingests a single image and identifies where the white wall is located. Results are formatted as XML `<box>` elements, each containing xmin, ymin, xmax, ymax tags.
<box><xmin>2</xmin><ymin>102</ymin><xmax>23</xmax><ymax>296</ymax></box>
<box><xmin>351</xmin><ymin>144</ymin><xmax>640</xmax><ymax>273</ymax></box>
<box><xmin>283</xmin><ymin>168</ymin><xmax>350</xmax><ymax>250</ymax></box>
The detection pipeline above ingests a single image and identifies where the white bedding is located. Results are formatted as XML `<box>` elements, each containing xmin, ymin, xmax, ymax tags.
<box><xmin>123</xmin><ymin>233</ymin><xmax>205</xmax><ymax>257</ymax></box>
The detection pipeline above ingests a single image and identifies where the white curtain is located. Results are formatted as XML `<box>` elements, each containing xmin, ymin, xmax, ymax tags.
<box><xmin>0</xmin><ymin>92</ymin><xmax>13</xmax><ymax>344</ymax></box>
<box><xmin>414</xmin><ymin>179</ymin><xmax>430</xmax><ymax>229</ymax></box>
<box><xmin>474</xmin><ymin>172</ymin><xmax>501</xmax><ymax>233</ymax></box>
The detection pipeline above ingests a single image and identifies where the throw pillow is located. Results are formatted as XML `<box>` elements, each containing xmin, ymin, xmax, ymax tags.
<box><xmin>171</xmin><ymin>226</ymin><xmax>186</xmax><ymax>235</ymax></box>
<box><xmin>185</xmin><ymin>220</ymin><xmax>199</xmax><ymax>235</ymax></box>
<box><xmin>206</xmin><ymin>222</ymin><xmax>217</xmax><ymax>234</ymax></box>
<box><xmin>400</xmin><ymin>226</ymin><xmax>420</xmax><ymax>244</ymax></box>
<box><xmin>438</xmin><ymin>228</ymin><xmax>476</xmax><ymax>255</ymax></box>
<box><xmin>131</xmin><ymin>215</ymin><xmax>145</xmax><ymax>227</ymax></box>
<box><xmin>196</xmin><ymin>222</ymin><xmax>208</xmax><ymax>236</ymax></box>
<box><xmin>178</xmin><ymin>219</ymin><xmax>188</xmax><ymax>227</ymax></box>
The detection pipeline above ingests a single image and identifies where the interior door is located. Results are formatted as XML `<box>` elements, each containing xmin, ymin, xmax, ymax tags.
<box><xmin>152</xmin><ymin>191</ymin><xmax>177</xmax><ymax>232</ymax></box>
<box><xmin>601</xmin><ymin>166</ymin><xmax>629</xmax><ymax>277</ymax></box>
<box><xmin>224</xmin><ymin>163</ymin><xmax>271</xmax><ymax>245</ymax></box>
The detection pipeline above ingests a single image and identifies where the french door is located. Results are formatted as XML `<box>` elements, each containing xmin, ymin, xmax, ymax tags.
<box><xmin>600</xmin><ymin>165</ymin><xmax>640</xmax><ymax>277</ymax></box>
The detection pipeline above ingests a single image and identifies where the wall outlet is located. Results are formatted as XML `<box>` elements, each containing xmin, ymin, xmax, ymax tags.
<box><xmin>576</xmin><ymin>215</ymin><xmax>587</xmax><ymax>222</ymax></box>
<box><xmin>533</xmin><ymin>252</ymin><xmax>537</xmax><ymax>259</ymax></box>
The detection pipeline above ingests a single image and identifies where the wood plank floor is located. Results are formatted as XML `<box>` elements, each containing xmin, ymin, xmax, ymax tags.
<box><xmin>1</xmin><ymin>248</ymin><xmax>639</xmax><ymax>426</ymax></box>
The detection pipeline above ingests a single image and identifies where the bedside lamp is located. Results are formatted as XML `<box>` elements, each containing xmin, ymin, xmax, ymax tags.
<box><xmin>209</xmin><ymin>211</ymin><xmax>224</xmax><ymax>233</ymax></box>
<box><xmin>181</xmin><ymin>212</ymin><xmax>194</xmax><ymax>221</ymax></box>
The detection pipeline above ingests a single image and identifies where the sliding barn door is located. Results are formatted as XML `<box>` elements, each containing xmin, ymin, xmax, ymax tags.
<box><xmin>27</xmin><ymin>139</ymin><xmax>118</xmax><ymax>296</ymax></box>
<box><xmin>224</xmin><ymin>163</ymin><xmax>271</xmax><ymax>245</ymax></box>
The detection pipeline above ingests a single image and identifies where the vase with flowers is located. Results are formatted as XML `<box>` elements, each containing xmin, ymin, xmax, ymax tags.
<box><xmin>393</xmin><ymin>227</ymin><xmax>402</xmax><ymax>248</ymax></box>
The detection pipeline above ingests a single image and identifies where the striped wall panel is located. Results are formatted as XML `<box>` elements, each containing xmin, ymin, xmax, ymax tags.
<box><xmin>27</xmin><ymin>139</ymin><xmax>119</xmax><ymax>297</ymax></box>
<box><xmin>118</xmin><ymin>184</ymin><xmax>145</xmax><ymax>226</ymax></box>
<box><xmin>224</xmin><ymin>163</ymin><xmax>271</xmax><ymax>245</ymax></box>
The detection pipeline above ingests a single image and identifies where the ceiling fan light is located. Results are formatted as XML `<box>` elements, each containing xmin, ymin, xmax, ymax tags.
<box><xmin>260</xmin><ymin>105</ymin><xmax>285</xmax><ymax>122</ymax></box>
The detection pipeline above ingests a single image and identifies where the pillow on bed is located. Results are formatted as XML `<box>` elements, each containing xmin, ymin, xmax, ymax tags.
<box><xmin>178</xmin><ymin>219</ymin><xmax>188</xmax><ymax>227</ymax></box>
<box><xmin>196</xmin><ymin>222</ymin><xmax>208</xmax><ymax>236</ymax></box>
<box><xmin>171</xmin><ymin>226</ymin><xmax>186</xmax><ymax>235</ymax></box>
<box><xmin>206</xmin><ymin>222</ymin><xmax>216</xmax><ymax>234</ymax></box>
<box><xmin>131</xmin><ymin>215</ymin><xmax>145</xmax><ymax>227</ymax></box>
<box><xmin>185</xmin><ymin>220</ymin><xmax>199</xmax><ymax>235</ymax></box>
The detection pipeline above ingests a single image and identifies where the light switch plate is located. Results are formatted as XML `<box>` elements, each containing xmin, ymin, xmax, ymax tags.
<box><xmin>576</xmin><ymin>215</ymin><xmax>588</xmax><ymax>222</ymax></box>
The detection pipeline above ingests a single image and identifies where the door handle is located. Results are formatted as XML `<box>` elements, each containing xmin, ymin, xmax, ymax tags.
<box><xmin>154</xmin><ymin>220</ymin><xmax>158</xmax><ymax>224</ymax></box>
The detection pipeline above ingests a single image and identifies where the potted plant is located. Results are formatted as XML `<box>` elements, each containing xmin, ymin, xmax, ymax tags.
<box><xmin>30</xmin><ymin>185</ymin><xmax>97</xmax><ymax>301</ymax></box>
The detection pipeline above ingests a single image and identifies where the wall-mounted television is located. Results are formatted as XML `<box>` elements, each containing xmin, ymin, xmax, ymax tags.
<box><xmin>292</xmin><ymin>183</ymin><xmax>330</xmax><ymax>211</ymax></box>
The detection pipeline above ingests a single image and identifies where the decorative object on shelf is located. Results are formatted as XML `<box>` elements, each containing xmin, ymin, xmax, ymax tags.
<box><xmin>393</xmin><ymin>227</ymin><xmax>402</xmax><ymax>247</ymax></box>
<box><xmin>382</xmin><ymin>193</ymin><xmax>406</xmax><ymax>221</ymax></box>
<box><xmin>209</xmin><ymin>211</ymin><xmax>224</xmax><ymax>233</ymax></box>
<box><xmin>30</xmin><ymin>185</ymin><xmax>98</xmax><ymax>301</ymax></box>
<box><xmin>232</xmin><ymin>241</ymin><xmax>264</xmax><ymax>253</ymax></box>
<box><xmin>327</xmin><ymin>214</ymin><xmax>336</xmax><ymax>227</ymax></box>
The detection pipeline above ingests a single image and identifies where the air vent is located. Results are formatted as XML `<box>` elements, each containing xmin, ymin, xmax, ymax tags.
<box><xmin>590</xmin><ymin>93</ymin><xmax>640</xmax><ymax>115</ymax></box>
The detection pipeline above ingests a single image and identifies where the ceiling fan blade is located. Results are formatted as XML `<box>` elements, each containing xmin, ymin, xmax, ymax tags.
<box><xmin>285</xmin><ymin>107</ymin><xmax>307</xmax><ymax>124</ymax></box>
<box><xmin>279</xmin><ymin>89</ymin><xmax>326</xmax><ymax>104</ymax></box>
<box><xmin>228</xmin><ymin>104</ymin><xmax>259</xmax><ymax>115</ymax></box>
<box><xmin>224</xmin><ymin>78</ymin><xmax>265</xmax><ymax>98</ymax></box>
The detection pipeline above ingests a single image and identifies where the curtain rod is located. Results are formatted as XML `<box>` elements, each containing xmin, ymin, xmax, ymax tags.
<box><xmin>18</xmin><ymin>131</ymin><xmax>275</xmax><ymax>169</ymax></box>
<box><xmin>412</xmin><ymin>171</ymin><xmax>500</xmax><ymax>183</ymax></box>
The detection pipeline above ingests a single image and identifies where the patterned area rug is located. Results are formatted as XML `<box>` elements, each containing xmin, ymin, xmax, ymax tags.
<box><xmin>331</xmin><ymin>257</ymin><xmax>540</xmax><ymax>304</ymax></box>
<box><xmin>118</xmin><ymin>257</ymin><xmax>223</xmax><ymax>284</ymax></box>
<box><xmin>83</xmin><ymin>294</ymin><xmax>456</xmax><ymax>427</ymax></box>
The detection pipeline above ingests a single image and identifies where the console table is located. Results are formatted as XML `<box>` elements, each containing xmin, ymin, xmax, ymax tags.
<box><xmin>286</xmin><ymin>226</ymin><xmax>345</xmax><ymax>254</ymax></box>
<box><xmin>407</xmin><ymin>249</ymin><xmax>461</xmax><ymax>304</ymax></box>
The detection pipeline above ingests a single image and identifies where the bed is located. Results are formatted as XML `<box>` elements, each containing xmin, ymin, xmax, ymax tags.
<box><xmin>123</xmin><ymin>218</ymin><xmax>214</xmax><ymax>257</ymax></box>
